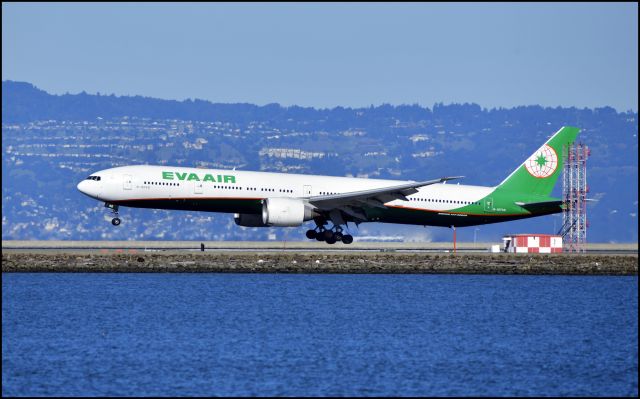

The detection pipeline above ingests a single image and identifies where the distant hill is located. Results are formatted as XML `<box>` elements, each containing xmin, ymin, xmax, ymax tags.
<box><xmin>2</xmin><ymin>81</ymin><xmax>637</xmax><ymax>242</ymax></box>
<box><xmin>2</xmin><ymin>80</ymin><xmax>433</xmax><ymax>127</ymax></box>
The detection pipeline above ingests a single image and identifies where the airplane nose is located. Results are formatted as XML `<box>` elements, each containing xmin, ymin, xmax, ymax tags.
<box><xmin>77</xmin><ymin>180</ymin><xmax>100</xmax><ymax>199</ymax></box>
<box><xmin>77</xmin><ymin>180</ymin><xmax>89</xmax><ymax>194</ymax></box>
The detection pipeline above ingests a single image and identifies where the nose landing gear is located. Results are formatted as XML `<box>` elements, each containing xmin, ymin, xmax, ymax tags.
<box><xmin>105</xmin><ymin>203</ymin><xmax>121</xmax><ymax>226</ymax></box>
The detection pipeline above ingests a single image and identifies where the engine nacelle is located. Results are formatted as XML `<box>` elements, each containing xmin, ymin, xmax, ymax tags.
<box><xmin>262</xmin><ymin>198</ymin><xmax>315</xmax><ymax>227</ymax></box>
<box><xmin>234</xmin><ymin>213</ymin><xmax>268</xmax><ymax>227</ymax></box>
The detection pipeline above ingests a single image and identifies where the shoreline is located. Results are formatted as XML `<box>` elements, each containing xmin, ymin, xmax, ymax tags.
<box><xmin>2</xmin><ymin>252</ymin><xmax>637</xmax><ymax>275</ymax></box>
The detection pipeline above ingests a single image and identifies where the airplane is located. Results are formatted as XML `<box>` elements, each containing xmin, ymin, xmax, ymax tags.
<box><xmin>77</xmin><ymin>126</ymin><xmax>580</xmax><ymax>244</ymax></box>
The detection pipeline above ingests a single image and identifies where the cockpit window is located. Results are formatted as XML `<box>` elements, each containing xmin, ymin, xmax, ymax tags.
<box><xmin>86</xmin><ymin>176</ymin><xmax>101</xmax><ymax>181</ymax></box>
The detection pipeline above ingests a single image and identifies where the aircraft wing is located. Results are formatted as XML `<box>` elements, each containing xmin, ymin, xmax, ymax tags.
<box><xmin>308</xmin><ymin>176</ymin><xmax>463</xmax><ymax>222</ymax></box>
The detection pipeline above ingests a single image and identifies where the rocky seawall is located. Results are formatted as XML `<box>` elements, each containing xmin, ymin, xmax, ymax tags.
<box><xmin>2</xmin><ymin>252</ymin><xmax>637</xmax><ymax>275</ymax></box>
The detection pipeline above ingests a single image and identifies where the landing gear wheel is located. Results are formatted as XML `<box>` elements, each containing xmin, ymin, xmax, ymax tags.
<box><xmin>316</xmin><ymin>230</ymin><xmax>326</xmax><ymax>241</ymax></box>
<box><xmin>334</xmin><ymin>232</ymin><xmax>344</xmax><ymax>242</ymax></box>
<box><xmin>306</xmin><ymin>229</ymin><xmax>317</xmax><ymax>239</ymax></box>
<box><xmin>323</xmin><ymin>230</ymin><xmax>334</xmax><ymax>241</ymax></box>
<box><xmin>342</xmin><ymin>234</ymin><xmax>354</xmax><ymax>244</ymax></box>
<box><xmin>326</xmin><ymin>235</ymin><xmax>337</xmax><ymax>244</ymax></box>
<box><xmin>106</xmin><ymin>203</ymin><xmax>121</xmax><ymax>227</ymax></box>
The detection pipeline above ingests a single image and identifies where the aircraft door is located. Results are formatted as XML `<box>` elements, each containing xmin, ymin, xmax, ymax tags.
<box><xmin>484</xmin><ymin>197</ymin><xmax>495</xmax><ymax>212</ymax></box>
<box><xmin>194</xmin><ymin>181</ymin><xmax>203</xmax><ymax>194</ymax></box>
<box><xmin>303</xmin><ymin>185</ymin><xmax>312</xmax><ymax>196</ymax></box>
<box><xmin>123</xmin><ymin>174</ymin><xmax>133</xmax><ymax>190</ymax></box>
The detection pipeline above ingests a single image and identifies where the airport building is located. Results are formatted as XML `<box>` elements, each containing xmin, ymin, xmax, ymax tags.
<box><xmin>502</xmin><ymin>234</ymin><xmax>563</xmax><ymax>253</ymax></box>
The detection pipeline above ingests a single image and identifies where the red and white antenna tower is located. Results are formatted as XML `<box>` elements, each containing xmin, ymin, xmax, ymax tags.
<box><xmin>561</xmin><ymin>143</ymin><xmax>590</xmax><ymax>253</ymax></box>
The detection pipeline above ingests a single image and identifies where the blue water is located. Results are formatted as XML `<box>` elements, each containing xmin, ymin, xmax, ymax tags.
<box><xmin>2</xmin><ymin>273</ymin><xmax>638</xmax><ymax>396</ymax></box>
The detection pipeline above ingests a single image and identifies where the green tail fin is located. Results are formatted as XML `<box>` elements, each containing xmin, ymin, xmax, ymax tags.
<box><xmin>496</xmin><ymin>126</ymin><xmax>580</xmax><ymax>197</ymax></box>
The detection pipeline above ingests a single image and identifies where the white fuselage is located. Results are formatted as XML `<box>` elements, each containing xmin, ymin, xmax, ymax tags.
<box><xmin>77</xmin><ymin>165</ymin><xmax>494</xmax><ymax>213</ymax></box>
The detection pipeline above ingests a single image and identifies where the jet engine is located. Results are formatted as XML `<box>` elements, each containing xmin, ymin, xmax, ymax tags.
<box><xmin>234</xmin><ymin>213</ymin><xmax>268</xmax><ymax>227</ymax></box>
<box><xmin>261</xmin><ymin>198</ymin><xmax>316</xmax><ymax>227</ymax></box>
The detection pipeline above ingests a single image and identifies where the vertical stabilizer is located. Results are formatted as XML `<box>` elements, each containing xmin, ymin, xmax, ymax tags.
<box><xmin>496</xmin><ymin>126</ymin><xmax>580</xmax><ymax>196</ymax></box>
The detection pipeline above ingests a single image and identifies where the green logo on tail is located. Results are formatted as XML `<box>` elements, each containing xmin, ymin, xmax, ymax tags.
<box><xmin>525</xmin><ymin>144</ymin><xmax>558</xmax><ymax>178</ymax></box>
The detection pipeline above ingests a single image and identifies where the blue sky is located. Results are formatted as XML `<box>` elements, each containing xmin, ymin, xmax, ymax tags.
<box><xmin>2</xmin><ymin>2</ymin><xmax>638</xmax><ymax>111</ymax></box>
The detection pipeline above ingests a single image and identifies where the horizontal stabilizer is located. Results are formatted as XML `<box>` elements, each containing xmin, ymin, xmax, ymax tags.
<box><xmin>514</xmin><ymin>200</ymin><xmax>564</xmax><ymax>211</ymax></box>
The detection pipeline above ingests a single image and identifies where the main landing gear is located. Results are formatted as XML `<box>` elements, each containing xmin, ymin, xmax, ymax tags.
<box><xmin>305</xmin><ymin>225</ymin><xmax>354</xmax><ymax>245</ymax></box>
<box><xmin>105</xmin><ymin>203</ymin><xmax>121</xmax><ymax>226</ymax></box>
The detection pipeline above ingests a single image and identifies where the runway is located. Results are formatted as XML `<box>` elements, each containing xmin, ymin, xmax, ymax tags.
<box><xmin>2</xmin><ymin>240</ymin><xmax>638</xmax><ymax>255</ymax></box>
